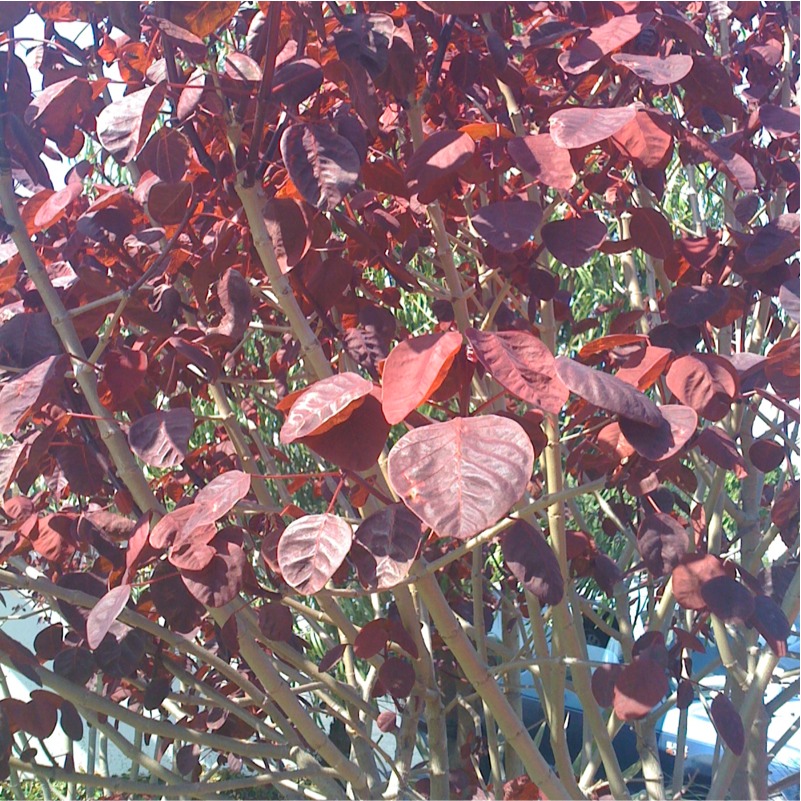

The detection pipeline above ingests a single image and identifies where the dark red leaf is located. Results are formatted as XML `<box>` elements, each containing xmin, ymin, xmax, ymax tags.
<box><xmin>750</xmin><ymin>594</ymin><xmax>791</xmax><ymax>657</ymax></box>
<box><xmin>613</xmin><ymin>657</ymin><xmax>669</xmax><ymax>721</ymax></box>
<box><xmin>470</xmin><ymin>201</ymin><xmax>542</xmax><ymax>253</ymax></box>
<box><xmin>387</xmin><ymin>415</ymin><xmax>534</xmax><ymax>540</ymax></box>
<box><xmin>102</xmin><ymin>346</ymin><xmax>148</xmax><ymax>406</ymax></box>
<box><xmin>147</xmin><ymin>179</ymin><xmax>191</xmax><ymax>226</ymax></box>
<box><xmin>759</xmin><ymin>104</ymin><xmax>800</xmax><ymax>138</ymax></box>
<box><xmin>549</xmin><ymin>105</ymin><xmax>637</xmax><ymax>150</ymax></box>
<box><xmin>137</xmin><ymin>126</ymin><xmax>190</xmax><ymax>182</ymax></box>
<box><xmin>665</xmin><ymin>285</ymin><xmax>730</xmax><ymax>328</ymax></box>
<box><xmin>277</xmin><ymin>514</ymin><xmax>353</xmax><ymax>595</ymax></box>
<box><xmin>318</xmin><ymin>643</ymin><xmax>347</xmax><ymax>673</ymax></box>
<box><xmin>405</xmin><ymin>131</ymin><xmax>475</xmax><ymax>203</ymax></box>
<box><xmin>666</xmin><ymin>354</ymin><xmax>739</xmax><ymax>422</ymax></box>
<box><xmin>592</xmin><ymin>663</ymin><xmax>624</xmax><ymax>708</ymax></box>
<box><xmin>352</xmin><ymin>504</ymin><xmax>425</xmax><ymax>591</ymax></box>
<box><xmin>52</xmin><ymin>441</ymin><xmax>105</xmax><ymax>496</ymax></box>
<box><xmin>555</xmin><ymin>357</ymin><xmax>663</xmax><ymax>428</ymax></box>
<box><xmin>619</xmin><ymin>404</ymin><xmax>697</xmax><ymax>462</ymax></box>
<box><xmin>748</xmin><ymin>439</ymin><xmax>784</xmax><ymax>473</ymax></box>
<box><xmin>262</xmin><ymin>198</ymin><xmax>310</xmax><ymax>274</ymax></box>
<box><xmin>743</xmin><ymin>214</ymin><xmax>800</xmax><ymax>272</ymax></box>
<box><xmin>377</xmin><ymin>657</ymin><xmax>415</xmax><ymax>699</ymax></box>
<box><xmin>272</xmin><ymin>58</ymin><xmax>324</xmax><ymax>107</ymax></box>
<box><xmin>354</xmin><ymin>619</ymin><xmax>390</xmax><ymax>660</ymax></box>
<box><xmin>676</xmin><ymin>680</ymin><xmax>694</xmax><ymax>710</ymax></box>
<box><xmin>507</xmin><ymin>135</ymin><xmax>576</xmax><ymax>190</ymax></box>
<box><xmin>629</xmin><ymin>207</ymin><xmax>673</xmax><ymax>259</ymax></box>
<box><xmin>701</xmin><ymin>576</ymin><xmax>755</xmax><ymax>625</ymax></box>
<box><xmin>501</xmin><ymin>519</ymin><xmax>564</xmax><ymax>606</ymax></box>
<box><xmin>27</xmin><ymin>691</ymin><xmax>60</xmax><ymax>739</ymax></box>
<box><xmin>541</xmin><ymin>214</ymin><xmax>608</xmax><ymax>267</ymax></box>
<box><xmin>180</xmin><ymin>528</ymin><xmax>249</xmax><ymax>608</ymax></box>
<box><xmin>280</xmin><ymin>123</ymin><xmax>361</xmax><ymax>211</ymax></box>
<box><xmin>0</xmin><ymin>355</ymin><xmax>67</xmax><ymax>435</ymax></box>
<box><xmin>258</xmin><ymin>602</ymin><xmax>293</xmax><ymax>643</ymax></box>
<box><xmin>128</xmin><ymin>408</ymin><xmax>194</xmax><ymax>468</ymax></box>
<box><xmin>52</xmin><ymin>648</ymin><xmax>96</xmax><ymax>685</ymax></box>
<box><xmin>778</xmin><ymin>277</ymin><xmax>800</xmax><ymax>323</ymax></box>
<box><xmin>636</xmin><ymin>513</ymin><xmax>689</xmax><ymax>578</ymax></box>
<box><xmin>34</xmin><ymin>624</ymin><xmax>63</xmax><ymax>661</ymax></box>
<box><xmin>465</xmin><ymin>328</ymin><xmax>567</xmax><ymax>414</ymax></box>
<box><xmin>0</xmin><ymin>313</ymin><xmax>61</xmax><ymax>370</ymax></box>
<box><xmin>709</xmin><ymin>694</ymin><xmax>744</xmax><ymax>755</ymax></box>
<box><xmin>695</xmin><ymin>427</ymin><xmax>747</xmax><ymax>478</ymax></box>
<box><xmin>59</xmin><ymin>700</ymin><xmax>83</xmax><ymax>740</ymax></box>
<box><xmin>208</xmin><ymin>268</ymin><xmax>251</xmax><ymax>342</ymax></box>
<box><xmin>672</xmin><ymin>553</ymin><xmax>728</xmax><ymax>611</ymax></box>
<box><xmin>381</xmin><ymin>332</ymin><xmax>463</xmax><ymax>424</ymax></box>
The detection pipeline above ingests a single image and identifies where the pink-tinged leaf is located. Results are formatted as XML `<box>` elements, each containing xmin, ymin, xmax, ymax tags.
<box><xmin>377</xmin><ymin>657</ymin><xmax>415</xmax><ymax>699</ymax></box>
<box><xmin>666</xmin><ymin>354</ymin><xmax>739</xmax><ymax>422</ymax></box>
<box><xmin>280</xmin><ymin>123</ymin><xmax>361</xmax><ymax>211</ymax></box>
<box><xmin>672</xmin><ymin>553</ymin><xmax>729</xmax><ymax>611</ymax></box>
<box><xmin>629</xmin><ymin>207</ymin><xmax>673</xmax><ymax>259</ymax></box>
<box><xmin>271</xmin><ymin>58</ymin><xmax>324</xmax><ymax>107</ymax></box>
<box><xmin>465</xmin><ymin>328</ymin><xmax>567</xmax><ymax>414</ymax></box>
<box><xmin>759</xmin><ymin>104</ymin><xmax>800</xmax><ymax>138</ymax></box>
<box><xmin>185</xmin><ymin>470</ymin><xmax>252</xmax><ymax>531</ymax></box>
<box><xmin>750</xmin><ymin>594</ymin><xmax>791</xmax><ymax>657</ymax></box>
<box><xmin>748</xmin><ymin>439</ymin><xmax>784</xmax><ymax>473</ymax></box>
<box><xmin>592</xmin><ymin>663</ymin><xmax>623</xmax><ymax>708</ymax></box>
<box><xmin>778</xmin><ymin>278</ymin><xmax>800</xmax><ymax>323</ymax></box>
<box><xmin>262</xmin><ymin>198</ymin><xmax>310</xmax><ymax>274</ymax></box>
<box><xmin>0</xmin><ymin>355</ymin><xmax>67</xmax><ymax>435</ymax></box>
<box><xmin>351</xmin><ymin>504</ymin><xmax>425</xmax><ymax>591</ymax></box>
<box><xmin>549</xmin><ymin>105</ymin><xmax>637</xmax><ymax>150</ymax></box>
<box><xmin>665</xmin><ymin>285</ymin><xmax>730</xmax><ymax>328</ymax></box>
<box><xmin>376</xmin><ymin>710</ymin><xmax>397</xmax><ymax>733</ymax></box>
<box><xmin>381</xmin><ymin>332</ymin><xmax>463</xmax><ymax>425</ymax></box>
<box><xmin>501</xmin><ymin>519</ymin><xmax>564</xmax><ymax>606</ymax></box>
<box><xmin>96</xmin><ymin>83</ymin><xmax>167</xmax><ymax>163</ymax></box>
<box><xmin>387</xmin><ymin>415</ymin><xmax>534</xmax><ymax>541</ymax></box>
<box><xmin>86</xmin><ymin>585</ymin><xmax>131</xmax><ymax>650</ymax></box>
<box><xmin>507</xmin><ymin>135</ymin><xmax>576</xmax><ymax>190</ymax></box>
<box><xmin>300</xmin><ymin>391</ymin><xmax>390</xmax><ymax>472</ymax></box>
<box><xmin>169</xmin><ymin>540</ymin><xmax>217</xmax><ymax>572</ymax></box>
<box><xmin>128</xmin><ymin>408</ymin><xmax>194</xmax><ymax>468</ymax></box>
<box><xmin>555</xmin><ymin>357</ymin><xmax>663</xmax><ymax>428</ymax></box>
<box><xmin>743</xmin><ymin>214</ymin><xmax>800</xmax><ymax>273</ymax></box>
<box><xmin>709</xmin><ymin>694</ymin><xmax>744</xmax><ymax>756</ymax></box>
<box><xmin>180</xmin><ymin>527</ymin><xmax>248</xmax><ymax>608</ymax></box>
<box><xmin>405</xmin><ymin>130</ymin><xmax>475</xmax><ymax>204</ymax></box>
<box><xmin>613</xmin><ymin>657</ymin><xmax>669</xmax><ymax>721</ymax></box>
<box><xmin>610</xmin><ymin>109</ymin><xmax>674</xmax><ymax>170</ymax></box>
<box><xmin>701</xmin><ymin>576</ymin><xmax>755</xmax><ymax>625</ymax></box>
<box><xmin>636</xmin><ymin>513</ymin><xmax>689</xmax><ymax>578</ymax></box>
<box><xmin>558</xmin><ymin>13</ymin><xmax>653</xmax><ymax>75</ymax></box>
<box><xmin>207</xmin><ymin>268</ymin><xmax>251</xmax><ymax>342</ymax></box>
<box><xmin>280</xmin><ymin>373</ymin><xmax>374</xmax><ymax>442</ymax></box>
<box><xmin>470</xmin><ymin>201</ymin><xmax>541</xmax><ymax>253</ymax></box>
<box><xmin>695</xmin><ymin>427</ymin><xmax>747</xmax><ymax>478</ymax></box>
<box><xmin>619</xmin><ymin>404</ymin><xmax>697</xmax><ymax>462</ymax></box>
<box><xmin>223</xmin><ymin>52</ymin><xmax>262</xmax><ymax>83</ymax></box>
<box><xmin>24</xmin><ymin>77</ymin><xmax>94</xmax><ymax>152</ymax></box>
<box><xmin>277</xmin><ymin>514</ymin><xmax>353</xmax><ymax>595</ymax></box>
<box><xmin>611</xmin><ymin>53</ymin><xmax>693</xmax><ymax>84</ymax></box>
<box><xmin>541</xmin><ymin>214</ymin><xmax>608</xmax><ymax>267</ymax></box>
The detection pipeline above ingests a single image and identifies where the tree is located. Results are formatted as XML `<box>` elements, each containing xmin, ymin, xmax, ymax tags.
<box><xmin>0</xmin><ymin>2</ymin><xmax>797</xmax><ymax>799</ymax></box>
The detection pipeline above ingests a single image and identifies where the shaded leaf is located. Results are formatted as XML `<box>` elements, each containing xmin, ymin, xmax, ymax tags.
<box><xmin>591</xmin><ymin>663</ymin><xmax>623</xmax><ymax>708</ymax></box>
<box><xmin>665</xmin><ymin>285</ymin><xmax>730</xmax><ymax>328</ymax></box>
<box><xmin>405</xmin><ymin>131</ymin><xmax>475</xmax><ymax>203</ymax></box>
<box><xmin>52</xmin><ymin>648</ymin><xmax>95</xmax><ymax>685</ymax></box>
<box><xmin>209</xmin><ymin>268</ymin><xmax>251</xmax><ymax>342</ymax></box>
<box><xmin>272</xmin><ymin>58</ymin><xmax>324</xmax><ymax>107</ymax></box>
<box><xmin>748</xmin><ymin>438</ymin><xmax>784</xmax><ymax>473</ymax></box>
<box><xmin>470</xmin><ymin>201</ymin><xmax>541</xmax><ymax>253</ymax></box>
<box><xmin>318</xmin><ymin>643</ymin><xmax>347</xmax><ymax>672</ymax></box>
<box><xmin>277</xmin><ymin>514</ymin><xmax>353</xmax><ymax>595</ymax></box>
<box><xmin>0</xmin><ymin>355</ymin><xmax>67</xmax><ymax>435</ymax></box>
<box><xmin>666</xmin><ymin>354</ymin><xmax>739</xmax><ymax>422</ymax></box>
<box><xmin>280</xmin><ymin>123</ymin><xmax>361</xmax><ymax>211</ymax></box>
<box><xmin>673</xmin><ymin>553</ymin><xmax>729</xmax><ymax>611</ymax></box>
<box><xmin>507</xmin><ymin>135</ymin><xmax>575</xmax><ymax>190</ymax></box>
<box><xmin>709</xmin><ymin>694</ymin><xmax>744</xmax><ymax>755</ymax></box>
<box><xmin>619</xmin><ymin>404</ymin><xmax>697</xmax><ymax>462</ymax></box>
<box><xmin>613</xmin><ymin>657</ymin><xmax>668</xmax><ymax>720</ymax></box>
<box><xmin>351</xmin><ymin>504</ymin><xmax>425</xmax><ymax>590</ymax></box>
<box><xmin>744</xmin><ymin>214</ymin><xmax>799</xmax><ymax>272</ymax></box>
<box><xmin>701</xmin><ymin>576</ymin><xmax>755</xmax><ymax>625</ymax></box>
<box><xmin>541</xmin><ymin>214</ymin><xmax>608</xmax><ymax>267</ymax></box>
<box><xmin>696</xmin><ymin>427</ymin><xmax>747</xmax><ymax>478</ymax></box>
<box><xmin>555</xmin><ymin>357</ymin><xmax>662</xmax><ymax>428</ymax></box>
<box><xmin>387</xmin><ymin>415</ymin><xmax>534</xmax><ymax>540</ymax></box>
<box><xmin>637</xmin><ymin>513</ymin><xmax>689</xmax><ymax>578</ymax></box>
<box><xmin>501</xmin><ymin>519</ymin><xmax>564</xmax><ymax>606</ymax></box>
<box><xmin>381</xmin><ymin>332</ymin><xmax>463</xmax><ymax>425</ymax></box>
<box><xmin>180</xmin><ymin>527</ymin><xmax>248</xmax><ymax>608</ymax></box>
<box><xmin>0</xmin><ymin>313</ymin><xmax>61</xmax><ymax>370</ymax></box>
<box><xmin>262</xmin><ymin>198</ymin><xmax>309</xmax><ymax>274</ymax></box>
<box><xmin>629</xmin><ymin>207</ymin><xmax>673</xmax><ymax>259</ymax></box>
<box><xmin>465</xmin><ymin>328</ymin><xmax>568</xmax><ymax>414</ymax></box>
<box><xmin>377</xmin><ymin>657</ymin><xmax>415</xmax><ymax>699</ymax></box>
<box><xmin>750</xmin><ymin>594</ymin><xmax>791</xmax><ymax>657</ymax></box>
<box><xmin>59</xmin><ymin>700</ymin><xmax>83</xmax><ymax>740</ymax></box>
<box><xmin>128</xmin><ymin>408</ymin><xmax>194</xmax><ymax>468</ymax></box>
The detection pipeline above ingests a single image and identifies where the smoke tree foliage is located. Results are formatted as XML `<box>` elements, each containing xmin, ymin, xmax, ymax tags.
<box><xmin>0</xmin><ymin>1</ymin><xmax>797</xmax><ymax>799</ymax></box>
